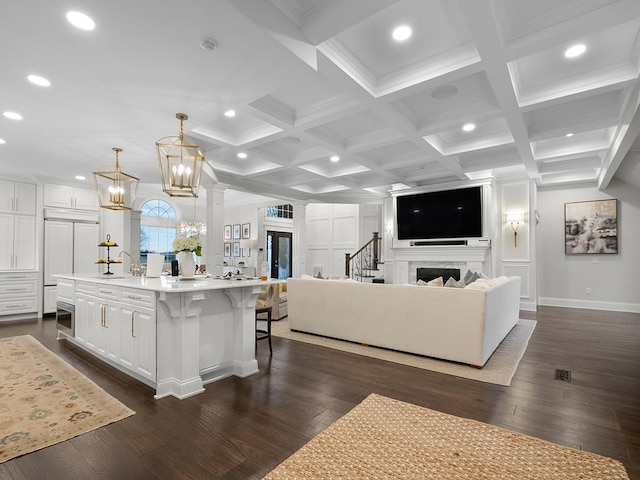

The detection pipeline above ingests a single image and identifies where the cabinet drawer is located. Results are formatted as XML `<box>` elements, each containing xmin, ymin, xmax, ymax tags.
<box><xmin>96</xmin><ymin>285</ymin><xmax>119</xmax><ymax>300</ymax></box>
<box><xmin>76</xmin><ymin>281</ymin><xmax>97</xmax><ymax>295</ymax></box>
<box><xmin>0</xmin><ymin>296</ymin><xmax>37</xmax><ymax>315</ymax></box>
<box><xmin>120</xmin><ymin>288</ymin><xmax>155</xmax><ymax>309</ymax></box>
<box><xmin>0</xmin><ymin>273</ymin><xmax>37</xmax><ymax>282</ymax></box>
<box><xmin>0</xmin><ymin>280</ymin><xmax>37</xmax><ymax>296</ymax></box>
<box><xmin>57</xmin><ymin>280</ymin><xmax>75</xmax><ymax>303</ymax></box>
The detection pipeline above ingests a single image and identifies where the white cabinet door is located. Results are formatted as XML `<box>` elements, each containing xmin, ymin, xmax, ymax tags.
<box><xmin>13</xmin><ymin>215</ymin><xmax>36</xmax><ymax>270</ymax></box>
<box><xmin>44</xmin><ymin>184</ymin><xmax>74</xmax><ymax>209</ymax></box>
<box><xmin>74</xmin><ymin>222</ymin><xmax>99</xmax><ymax>275</ymax></box>
<box><xmin>43</xmin><ymin>286</ymin><xmax>57</xmax><ymax>314</ymax></box>
<box><xmin>119</xmin><ymin>303</ymin><xmax>156</xmax><ymax>382</ymax></box>
<box><xmin>13</xmin><ymin>182</ymin><xmax>36</xmax><ymax>215</ymax></box>
<box><xmin>75</xmin><ymin>294</ymin><xmax>93</xmax><ymax>346</ymax></box>
<box><xmin>0</xmin><ymin>181</ymin><xmax>13</xmax><ymax>213</ymax></box>
<box><xmin>44</xmin><ymin>221</ymin><xmax>74</xmax><ymax>284</ymax></box>
<box><xmin>0</xmin><ymin>214</ymin><xmax>13</xmax><ymax>270</ymax></box>
<box><xmin>73</xmin><ymin>187</ymin><xmax>99</xmax><ymax>211</ymax></box>
<box><xmin>104</xmin><ymin>303</ymin><xmax>120</xmax><ymax>362</ymax></box>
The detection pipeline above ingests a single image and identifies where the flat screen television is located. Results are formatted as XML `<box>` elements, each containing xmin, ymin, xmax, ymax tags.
<box><xmin>396</xmin><ymin>186</ymin><xmax>483</xmax><ymax>240</ymax></box>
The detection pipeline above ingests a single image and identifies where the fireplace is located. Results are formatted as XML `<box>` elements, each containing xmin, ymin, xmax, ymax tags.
<box><xmin>417</xmin><ymin>267</ymin><xmax>460</xmax><ymax>283</ymax></box>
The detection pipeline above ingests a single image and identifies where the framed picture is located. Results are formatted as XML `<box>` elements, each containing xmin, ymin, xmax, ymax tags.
<box><xmin>224</xmin><ymin>242</ymin><xmax>231</xmax><ymax>257</ymax></box>
<box><xmin>242</xmin><ymin>223</ymin><xmax>251</xmax><ymax>239</ymax></box>
<box><xmin>223</xmin><ymin>225</ymin><xmax>231</xmax><ymax>240</ymax></box>
<box><xmin>243</xmin><ymin>248</ymin><xmax>250</xmax><ymax>257</ymax></box>
<box><xmin>565</xmin><ymin>199</ymin><xmax>618</xmax><ymax>254</ymax></box>
<box><xmin>233</xmin><ymin>242</ymin><xmax>240</xmax><ymax>257</ymax></box>
<box><xmin>232</xmin><ymin>224</ymin><xmax>241</xmax><ymax>240</ymax></box>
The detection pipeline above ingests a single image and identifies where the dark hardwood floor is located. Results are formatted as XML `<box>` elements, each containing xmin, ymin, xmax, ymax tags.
<box><xmin>1</xmin><ymin>306</ymin><xmax>639</xmax><ymax>479</ymax></box>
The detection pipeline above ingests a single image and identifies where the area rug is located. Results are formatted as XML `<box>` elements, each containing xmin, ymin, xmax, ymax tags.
<box><xmin>0</xmin><ymin>335</ymin><xmax>135</xmax><ymax>463</ymax></box>
<box><xmin>264</xmin><ymin>393</ymin><xmax>629</xmax><ymax>479</ymax></box>
<box><xmin>272</xmin><ymin>319</ymin><xmax>536</xmax><ymax>386</ymax></box>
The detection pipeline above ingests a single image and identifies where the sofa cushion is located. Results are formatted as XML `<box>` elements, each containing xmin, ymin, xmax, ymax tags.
<box><xmin>444</xmin><ymin>277</ymin><xmax>464</xmax><ymax>288</ymax></box>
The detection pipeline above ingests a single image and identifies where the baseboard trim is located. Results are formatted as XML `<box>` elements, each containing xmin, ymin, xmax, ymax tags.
<box><xmin>538</xmin><ymin>297</ymin><xmax>640</xmax><ymax>314</ymax></box>
<box><xmin>519</xmin><ymin>300</ymin><xmax>537</xmax><ymax>312</ymax></box>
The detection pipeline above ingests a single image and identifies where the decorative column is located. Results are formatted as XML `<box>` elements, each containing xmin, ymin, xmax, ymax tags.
<box><xmin>205</xmin><ymin>184</ymin><xmax>227</xmax><ymax>276</ymax></box>
<box><xmin>223</xmin><ymin>285</ymin><xmax>262</xmax><ymax>377</ymax></box>
<box><xmin>292</xmin><ymin>201</ymin><xmax>308</xmax><ymax>278</ymax></box>
<box><xmin>155</xmin><ymin>291</ymin><xmax>207</xmax><ymax>399</ymax></box>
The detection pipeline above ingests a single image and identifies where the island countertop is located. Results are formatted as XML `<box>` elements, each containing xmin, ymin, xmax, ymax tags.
<box><xmin>54</xmin><ymin>273</ymin><xmax>285</xmax><ymax>293</ymax></box>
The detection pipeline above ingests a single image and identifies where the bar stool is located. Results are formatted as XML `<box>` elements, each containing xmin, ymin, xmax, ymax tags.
<box><xmin>255</xmin><ymin>305</ymin><xmax>273</xmax><ymax>355</ymax></box>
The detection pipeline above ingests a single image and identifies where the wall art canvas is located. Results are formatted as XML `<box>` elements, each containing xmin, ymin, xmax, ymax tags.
<box><xmin>233</xmin><ymin>224</ymin><xmax>241</xmax><ymax>240</ymax></box>
<box><xmin>224</xmin><ymin>242</ymin><xmax>231</xmax><ymax>257</ymax></box>
<box><xmin>242</xmin><ymin>223</ymin><xmax>251</xmax><ymax>239</ymax></box>
<box><xmin>565</xmin><ymin>199</ymin><xmax>618</xmax><ymax>254</ymax></box>
<box><xmin>224</xmin><ymin>225</ymin><xmax>231</xmax><ymax>240</ymax></box>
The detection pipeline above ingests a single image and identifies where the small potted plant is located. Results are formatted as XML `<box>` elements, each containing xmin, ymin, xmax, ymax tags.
<box><xmin>237</xmin><ymin>261</ymin><xmax>245</xmax><ymax>268</ymax></box>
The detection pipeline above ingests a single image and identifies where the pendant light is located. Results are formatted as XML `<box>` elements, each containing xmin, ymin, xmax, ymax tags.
<box><xmin>156</xmin><ymin>113</ymin><xmax>205</xmax><ymax>197</ymax></box>
<box><xmin>176</xmin><ymin>196</ymin><xmax>207</xmax><ymax>237</ymax></box>
<box><xmin>93</xmin><ymin>147</ymin><xmax>139</xmax><ymax>210</ymax></box>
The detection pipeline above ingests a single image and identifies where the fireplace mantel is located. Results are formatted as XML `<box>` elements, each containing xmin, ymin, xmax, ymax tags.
<box><xmin>391</xmin><ymin>245</ymin><xmax>491</xmax><ymax>284</ymax></box>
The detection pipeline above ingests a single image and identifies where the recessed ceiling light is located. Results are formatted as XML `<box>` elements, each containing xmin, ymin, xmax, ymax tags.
<box><xmin>237</xmin><ymin>152</ymin><xmax>247</xmax><ymax>159</ymax></box>
<box><xmin>75</xmin><ymin>175</ymin><xmax>86</xmax><ymax>181</ymax></box>
<box><xmin>462</xmin><ymin>123</ymin><xmax>476</xmax><ymax>132</ymax></box>
<box><xmin>224</xmin><ymin>110</ymin><xmax>236</xmax><ymax>118</ymax></box>
<box><xmin>392</xmin><ymin>25</ymin><xmax>412</xmax><ymax>42</ymax></box>
<box><xmin>27</xmin><ymin>74</ymin><xmax>51</xmax><ymax>87</ymax></box>
<box><xmin>330</xmin><ymin>155</ymin><xmax>340</xmax><ymax>162</ymax></box>
<box><xmin>0</xmin><ymin>138</ymin><xmax>6</xmax><ymax>145</ymax></box>
<box><xmin>66</xmin><ymin>11</ymin><xmax>95</xmax><ymax>31</ymax></box>
<box><xmin>3</xmin><ymin>111</ymin><xmax>23</xmax><ymax>120</ymax></box>
<box><xmin>564</xmin><ymin>44</ymin><xmax>586</xmax><ymax>58</ymax></box>
<box><xmin>566</xmin><ymin>132</ymin><xmax>574</xmax><ymax>137</ymax></box>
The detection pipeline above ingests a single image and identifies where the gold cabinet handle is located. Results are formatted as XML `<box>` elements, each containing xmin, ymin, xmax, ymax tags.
<box><xmin>131</xmin><ymin>311</ymin><xmax>137</xmax><ymax>338</ymax></box>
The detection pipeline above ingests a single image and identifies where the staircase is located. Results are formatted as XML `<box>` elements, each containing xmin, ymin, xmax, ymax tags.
<box><xmin>345</xmin><ymin>232</ymin><xmax>382</xmax><ymax>281</ymax></box>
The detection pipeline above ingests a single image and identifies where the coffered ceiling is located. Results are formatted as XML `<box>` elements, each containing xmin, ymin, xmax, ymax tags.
<box><xmin>1</xmin><ymin>0</ymin><xmax>640</xmax><ymax>203</ymax></box>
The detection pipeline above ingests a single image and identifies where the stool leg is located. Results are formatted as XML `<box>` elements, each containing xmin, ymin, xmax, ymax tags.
<box><xmin>267</xmin><ymin>311</ymin><xmax>272</xmax><ymax>355</ymax></box>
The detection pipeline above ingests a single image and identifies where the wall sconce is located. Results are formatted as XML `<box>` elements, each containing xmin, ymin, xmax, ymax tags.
<box><xmin>506</xmin><ymin>212</ymin><xmax>523</xmax><ymax>247</ymax></box>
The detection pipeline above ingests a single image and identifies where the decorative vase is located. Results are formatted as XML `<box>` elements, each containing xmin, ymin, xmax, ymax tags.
<box><xmin>177</xmin><ymin>251</ymin><xmax>196</xmax><ymax>278</ymax></box>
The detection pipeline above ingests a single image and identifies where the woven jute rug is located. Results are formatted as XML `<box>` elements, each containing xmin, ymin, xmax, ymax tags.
<box><xmin>272</xmin><ymin>319</ymin><xmax>535</xmax><ymax>386</ymax></box>
<box><xmin>264</xmin><ymin>393</ymin><xmax>629</xmax><ymax>479</ymax></box>
<box><xmin>0</xmin><ymin>335</ymin><xmax>135</xmax><ymax>463</ymax></box>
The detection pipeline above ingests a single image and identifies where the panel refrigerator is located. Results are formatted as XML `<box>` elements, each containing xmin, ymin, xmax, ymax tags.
<box><xmin>43</xmin><ymin>209</ymin><xmax>100</xmax><ymax>313</ymax></box>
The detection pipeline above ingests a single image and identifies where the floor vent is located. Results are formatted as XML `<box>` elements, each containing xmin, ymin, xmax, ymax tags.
<box><xmin>554</xmin><ymin>369</ymin><xmax>572</xmax><ymax>382</ymax></box>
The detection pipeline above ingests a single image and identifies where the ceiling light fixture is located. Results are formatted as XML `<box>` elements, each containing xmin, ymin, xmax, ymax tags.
<box><xmin>330</xmin><ymin>155</ymin><xmax>340</xmax><ymax>162</ymax></box>
<box><xmin>200</xmin><ymin>36</ymin><xmax>217</xmax><ymax>51</ymax></box>
<box><xmin>156</xmin><ymin>113</ymin><xmax>205</xmax><ymax>197</ymax></box>
<box><xmin>392</xmin><ymin>25</ymin><xmax>412</xmax><ymax>42</ymax></box>
<box><xmin>224</xmin><ymin>110</ymin><xmax>236</xmax><ymax>118</ymax></box>
<box><xmin>75</xmin><ymin>175</ymin><xmax>86</xmax><ymax>180</ymax></box>
<box><xmin>177</xmin><ymin>197</ymin><xmax>207</xmax><ymax>237</ymax></box>
<box><xmin>566</xmin><ymin>133</ymin><xmax>574</xmax><ymax>137</ymax></box>
<box><xmin>66</xmin><ymin>11</ymin><xmax>95</xmax><ymax>30</ymax></box>
<box><xmin>93</xmin><ymin>147</ymin><xmax>140</xmax><ymax>210</ymax></box>
<box><xmin>3</xmin><ymin>111</ymin><xmax>23</xmax><ymax>120</ymax></box>
<box><xmin>27</xmin><ymin>75</ymin><xmax>51</xmax><ymax>87</ymax></box>
<box><xmin>564</xmin><ymin>44</ymin><xmax>586</xmax><ymax>58</ymax></box>
<box><xmin>0</xmin><ymin>139</ymin><xmax>6</xmax><ymax>145</ymax></box>
<box><xmin>237</xmin><ymin>152</ymin><xmax>247</xmax><ymax>159</ymax></box>
<box><xmin>462</xmin><ymin>123</ymin><xmax>476</xmax><ymax>132</ymax></box>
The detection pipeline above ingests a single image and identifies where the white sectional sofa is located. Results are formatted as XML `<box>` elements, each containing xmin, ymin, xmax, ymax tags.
<box><xmin>287</xmin><ymin>276</ymin><xmax>521</xmax><ymax>367</ymax></box>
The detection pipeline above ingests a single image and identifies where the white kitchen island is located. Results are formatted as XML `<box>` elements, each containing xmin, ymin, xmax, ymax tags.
<box><xmin>55</xmin><ymin>274</ymin><xmax>283</xmax><ymax>400</ymax></box>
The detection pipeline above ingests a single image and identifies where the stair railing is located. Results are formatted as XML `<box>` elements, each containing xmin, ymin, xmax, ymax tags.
<box><xmin>345</xmin><ymin>232</ymin><xmax>380</xmax><ymax>281</ymax></box>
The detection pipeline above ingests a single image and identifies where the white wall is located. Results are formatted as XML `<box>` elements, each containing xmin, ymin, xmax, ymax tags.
<box><xmin>223</xmin><ymin>203</ymin><xmax>260</xmax><ymax>272</ymax></box>
<box><xmin>537</xmin><ymin>179</ymin><xmax>640</xmax><ymax>312</ymax></box>
<box><xmin>306</xmin><ymin>203</ymin><xmax>360</xmax><ymax>276</ymax></box>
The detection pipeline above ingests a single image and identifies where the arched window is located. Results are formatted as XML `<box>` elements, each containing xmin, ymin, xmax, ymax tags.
<box><xmin>140</xmin><ymin>199</ymin><xmax>177</xmax><ymax>265</ymax></box>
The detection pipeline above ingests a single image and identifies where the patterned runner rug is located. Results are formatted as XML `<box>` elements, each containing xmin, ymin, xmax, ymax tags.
<box><xmin>264</xmin><ymin>393</ymin><xmax>629</xmax><ymax>479</ymax></box>
<box><xmin>272</xmin><ymin>318</ymin><xmax>536</xmax><ymax>386</ymax></box>
<box><xmin>0</xmin><ymin>335</ymin><xmax>135</xmax><ymax>463</ymax></box>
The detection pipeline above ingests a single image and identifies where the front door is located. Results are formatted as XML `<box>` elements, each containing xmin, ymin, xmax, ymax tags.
<box><xmin>267</xmin><ymin>231</ymin><xmax>292</xmax><ymax>279</ymax></box>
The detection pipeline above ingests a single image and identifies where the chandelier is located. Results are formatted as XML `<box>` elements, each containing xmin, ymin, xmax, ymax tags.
<box><xmin>176</xmin><ymin>196</ymin><xmax>206</xmax><ymax>237</ymax></box>
<box><xmin>156</xmin><ymin>113</ymin><xmax>205</xmax><ymax>197</ymax></box>
<box><xmin>92</xmin><ymin>147</ymin><xmax>139</xmax><ymax>210</ymax></box>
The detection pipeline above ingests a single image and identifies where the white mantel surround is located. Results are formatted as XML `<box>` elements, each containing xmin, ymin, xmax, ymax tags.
<box><xmin>392</xmin><ymin>245</ymin><xmax>491</xmax><ymax>284</ymax></box>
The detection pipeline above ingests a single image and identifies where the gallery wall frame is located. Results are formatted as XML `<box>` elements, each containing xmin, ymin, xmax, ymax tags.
<box><xmin>242</xmin><ymin>223</ymin><xmax>251</xmax><ymax>239</ymax></box>
<box><xmin>564</xmin><ymin>199</ymin><xmax>618</xmax><ymax>254</ymax></box>
<box><xmin>224</xmin><ymin>225</ymin><xmax>231</xmax><ymax>240</ymax></box>
<box><xmin>224</xmin><ymin>242</ymin><xmax>231</xmax><ymax>257</ymax></box>
<box><xmin>233</xmin><ymin>224</ymin><xmax>241</xmax><ymax>240</ymax></box>
<box><xmin>233</xmin><ymin>242</ymin><xmax>240</xmax><ymax>257</ymax></box>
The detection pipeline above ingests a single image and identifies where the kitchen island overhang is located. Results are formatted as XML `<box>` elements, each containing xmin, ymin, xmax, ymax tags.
<box><xmin>54</xmin><ymin>274</ymin><xmax>285</xmax><ymax>400</ymax></box>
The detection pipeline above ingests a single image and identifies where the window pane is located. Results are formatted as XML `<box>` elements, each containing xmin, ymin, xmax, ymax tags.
<box><xmin>140</xmin><ymin>226</ymin><xmax>177</xmax><ymax>265</ymax></box>
<box><xmin>141</xmin><ymin>199</ymin><xmax>176</xmax><ymax>218</ymax></box>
